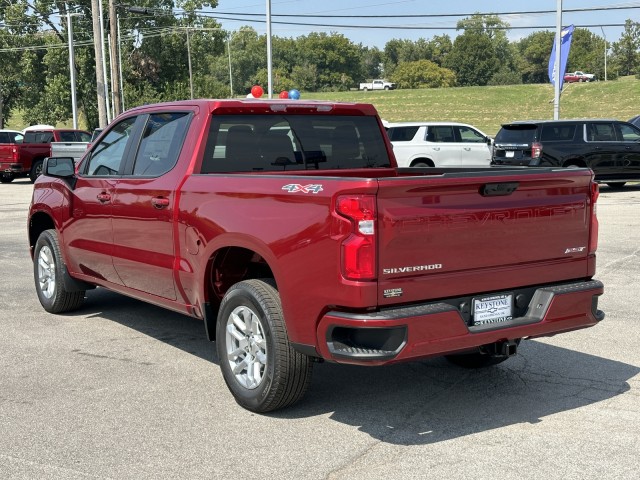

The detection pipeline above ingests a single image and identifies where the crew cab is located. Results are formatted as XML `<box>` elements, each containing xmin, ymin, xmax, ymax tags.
<box><xmin>28</xmin><ymin>99</ymin><xmax>604</xmax><ymax>413</ymax></box>
<box><xmin>359</xmin><ymin>79</ymin><xmax>396</xmax><ymax>91</ymax></box>
<box><xmin>564</xmin><ymin>71</ymin><xmax>595</xmax><ymax>83</ymax></box>
<box><xmin>0</xmin><ymin>128</ymin><xmax>90</xmax><ymax>183</ymax></box>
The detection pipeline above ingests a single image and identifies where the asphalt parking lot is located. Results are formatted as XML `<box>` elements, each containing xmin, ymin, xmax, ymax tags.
<box><xmin>1</xmin><ymin>178</ymin><xmax>639</xmax><ymax>480</ymax></box>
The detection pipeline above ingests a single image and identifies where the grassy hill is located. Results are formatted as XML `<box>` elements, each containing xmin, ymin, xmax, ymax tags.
<box><xmin>7</xmin><ymin>76</ymin><xmax>639</xmax><ymax>136</ymax></box>
<box><xmin>308</xmin><ymin>75</ymin><xmax>640</xmax><ymax>136</ymax></box>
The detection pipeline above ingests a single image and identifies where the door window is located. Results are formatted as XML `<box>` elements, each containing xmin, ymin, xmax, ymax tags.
<box><xmin>132</xmin><ymin>113</ymin><xmax>190</xmax><ymax>176</ymax></box>
<box><xmin>457</xmin><ymin>126</ymin><xmax>486</xmax><ymax>143</ymax></box>
<box><xmin>84</xmin><ymin>117</ymin><xmax>136</xmax><ymax>176</ymax></box>
<box><xmin>427</xmin><ymin>126</ymin><xmax>456</xmax><ymax>143</ymax></box>
<box><xmin>618</xmin><ymin>123</ymin><xmax>640</xmax><ymax>142</ymax></box>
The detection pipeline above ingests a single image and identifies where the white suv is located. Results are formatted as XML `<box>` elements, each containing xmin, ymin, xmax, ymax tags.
<box><xmin>386</xmin><ymin>122</ymin><xmax>493</xmax><ymax>167</ymax></box>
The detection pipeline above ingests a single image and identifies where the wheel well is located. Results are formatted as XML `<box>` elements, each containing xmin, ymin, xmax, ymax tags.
<box><xmin>563</xmin><ymin>158</ymin><xmax>587</xmax><ymax>168</ymax></box>
<box><xmin>209</xmin><ymin>246</ymin><xmax>275</xmax><ymax>298</ymax></box>
<box><xmin>410</xmin><ymin>158</ymin><xmax>434</xmax><ymax>167</ymax></box>
<box><xmin>29</xmin><ymin>212</ymin><xmax>55</xmax><ymax>255</ymax></box>
<box><xmin>203</xmin><ymin>246</ymin><xmax>276</xmax><ymax>341</ymax></box>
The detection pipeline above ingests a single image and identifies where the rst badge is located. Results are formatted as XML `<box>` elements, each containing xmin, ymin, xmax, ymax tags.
<box><xmin>282</xmin><ymin>184</ymin><xmax>324</xmax><ymax>194</ymax></box>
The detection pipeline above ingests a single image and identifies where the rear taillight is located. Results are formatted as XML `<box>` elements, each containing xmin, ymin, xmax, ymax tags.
<box><xmin>335</xmin><ymin>195</ymin><xmax>377</xmax><ymax>281</ymax></box>
<box><xmin>12</xmin><ymin>146</ymin><xmax>19</xmax><ymax>162</ymax></box>
<box><xmin>589</xmin><ymin>182</ymin><xmax>599</xmax><ymax>254</ymax></box>
<box><xmin>531</xmin><ymin>142</ymin><xmax>542</xmax><ymax>159</ymax></box>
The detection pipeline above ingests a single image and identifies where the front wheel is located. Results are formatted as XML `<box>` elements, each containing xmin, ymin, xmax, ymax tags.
<box><xmin>216</xmin><ymin>279</ymin><xmax>313</xmax><ymax>413</ymax></box>
<box><xmin>34</xmin><ymin>229</ymin><xmax>85</xmax><ymax>313</ymax></box>
<box><xmin>30</xmin><ymin>159</ymin><xmax>43</xmax><ymax>183</ymax></box>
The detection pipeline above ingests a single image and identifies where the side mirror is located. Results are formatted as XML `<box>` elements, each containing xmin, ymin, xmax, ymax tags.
<box><xmin>44</xmin><ymin>157</ymin><xmax>75</xmax><ymax>178</ymax></box>
<box><xmin>486</xmin><ymin>136</ymin><xmax>493</xmax><ymax>146</ymax></box>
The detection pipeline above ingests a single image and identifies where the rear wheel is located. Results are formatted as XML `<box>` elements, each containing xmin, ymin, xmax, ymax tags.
<box><xmin>606</xmin><ymin>182</ymin><xmax>626</xmax><ymax>189</ymax></box>
<box><xmin>216</xmin><ymin>279</ymin><xmax>313</xmax><ymax>413</ymax></box>
<box><xmin>34</xmin><ymin>229</ymin><xmax>85</xmax><ymax>313</ymax></box>
<box><xmin>30</xmin><ymin>159</ymin><xmax>43</xmax><ymax>183</ymax></box>
<box><xmin>411</xmin><ymin>160</ymin><xmax>433</xmax><ymax>168</ymax></box>
<box><xmin>0</xmin><ymin>173</ymin><xmax>14</xmax><ymax>183</ymax></box>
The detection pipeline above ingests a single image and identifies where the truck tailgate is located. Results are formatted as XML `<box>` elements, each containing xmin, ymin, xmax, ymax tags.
<box><xmin>377</xmin><ymin>169</ymin><xmax>595</xmax><ymax>305</ymax></box>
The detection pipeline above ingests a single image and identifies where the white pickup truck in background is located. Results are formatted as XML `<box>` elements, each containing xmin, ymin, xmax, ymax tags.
<box><xmin>359</xmin><ymin>79</ymin><xmax>396</xmax><ymax>91</ymax></box>
<box><xmin>50</xmin><ymin>141</ymin><xmax>89</xmax><ymax>165</ymax></box>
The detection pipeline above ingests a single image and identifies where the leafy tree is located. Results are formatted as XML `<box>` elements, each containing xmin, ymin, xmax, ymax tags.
<box><xmin>444</xmin><ymin>14</ymin><xmax>512</xmax><ymax>86</ymax></box>
<box><xmin>566</xmin><ymin>28</ymin><xmax>606</xmax><ymax>80</ymax></box>
<box><xmin>390</xmin><ymin>59</ymin><xmax>455</xmax><ymax>89</ymax></box>
<box><xmin>609</xmin><ymin>19</ymin><xmax>640</xmax><ymax>77</ymax></box>
<box><xmin>517</xmin><ymin>30</ymin><xmax>555</xmax><ymax>84</ymax></box>
<box><xmin>444</xmin><ymin>32</ymin><xmax>499</xmax><ymax>86</ymax></box>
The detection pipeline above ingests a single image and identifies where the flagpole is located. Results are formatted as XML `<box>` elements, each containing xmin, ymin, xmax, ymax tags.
<box><xmin>553</xmin><ymin>0</ymin><xmax>562</xmax><ymax>120</ymax></box>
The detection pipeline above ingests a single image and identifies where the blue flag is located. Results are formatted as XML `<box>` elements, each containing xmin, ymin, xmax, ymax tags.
<box><xmin>548</xmin><ymin>24</ymin><xmax>575</xmax><ymax>90</ymax></box>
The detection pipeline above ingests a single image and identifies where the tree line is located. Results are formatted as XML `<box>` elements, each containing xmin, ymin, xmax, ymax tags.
<box><xmin>1</xmin><ymin>1</ymin><xmax>640</xmax><ymax>130</ymax></box>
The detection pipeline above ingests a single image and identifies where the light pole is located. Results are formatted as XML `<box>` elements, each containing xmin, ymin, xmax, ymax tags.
<box><xmin>600</xmin><ymin>26</ymin><xmax>608</xmax><ymax>81</ymax></box>
<box><xmin>65</xmin><ymin>4</ymin><xmax>82</xmax><ymax>129</ymax></box>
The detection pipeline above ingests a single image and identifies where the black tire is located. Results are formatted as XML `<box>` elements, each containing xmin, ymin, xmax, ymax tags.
<box><xmin>0</xmin><ymin>174</ymin><xmax>14</xmax><ymax>183</ymax></box>
<box><xmin>216</xmin><ymin>279</ymin><xmax>313</xmax><ymax>413</ymax></box>
<box><xmin>444</xmin><ymin>352</ymin><xmax>511</xmax><ymax>369</ymax></box>
<box><xmin>33</xmin><ymin>229</ymin><xmax>85</xmax><ymax>313</ymax></box>
<box><xmin>30</xmin><ymin>159</ymin><xmax>43</xmax><ymax>183</ymax></box>
<box><xmin>411</xmin><ymin>161</ymin><xmax>433</xmax><ymax>168</ymax></box>
<box><xmin>606</xmin><ymin>182</ymin><xmax>626</xmax><ymax>189</ymax></box>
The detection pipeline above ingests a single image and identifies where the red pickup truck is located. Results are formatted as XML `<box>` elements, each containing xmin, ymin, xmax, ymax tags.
<box><xmin>0</xmin><ymin>128</ymin><xmax>90</xmax><ymax>183</ymax></box>
<box><xmin>28</xmin><ymin>99</ymin><xmax>604</xmax><ymax>412</ymax></box>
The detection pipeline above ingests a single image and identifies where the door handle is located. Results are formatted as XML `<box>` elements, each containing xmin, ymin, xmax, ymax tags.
<box><xmin>464</xmin><ymin>147</ymin><xmax>471</xmax><ymax>151</ymax></box>
<box><xmin>432</xmin><ymin>147</ymin><xmax>440</xmax><ymax>151</ymax></box>
<box><xmin>152</xmin><ymin>197</ymin><xmax>170</xmax><ymax>209</ymax></box>
<box><xmin>97</xmin><ymin>193</ymin><xmax>111</xmax><ymax>203</ymax></box>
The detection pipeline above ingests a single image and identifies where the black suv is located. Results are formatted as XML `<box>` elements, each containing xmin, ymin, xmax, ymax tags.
<box><xmin>491</xmin><ymin>119</ymin><xmax>640</xmax><ymax>188</ymax></box>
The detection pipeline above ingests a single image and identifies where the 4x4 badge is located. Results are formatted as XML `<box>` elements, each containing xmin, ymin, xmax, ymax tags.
<box><xmin>282</xmin><ymin>184</ymin><xmax>323</xmax><ymax>194</ymax></box>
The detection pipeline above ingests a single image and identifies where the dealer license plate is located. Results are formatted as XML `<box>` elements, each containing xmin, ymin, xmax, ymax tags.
<box><xmin>472</xmin><ymin>294</ymin><xmax>513</xmax><ymax>326</ymax></box>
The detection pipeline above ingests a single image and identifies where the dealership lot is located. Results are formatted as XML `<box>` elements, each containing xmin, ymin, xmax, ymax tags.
<box><xmin>1</xmin><ymin>179</ymin><xmax>639</xmax><ymax>479</ymax></box>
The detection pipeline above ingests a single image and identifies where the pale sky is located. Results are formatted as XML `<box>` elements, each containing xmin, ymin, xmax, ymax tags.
<box><xmin>208</xmin><ymin>0</ymin><xmax>638</xmax><ymax>47</ymax></box>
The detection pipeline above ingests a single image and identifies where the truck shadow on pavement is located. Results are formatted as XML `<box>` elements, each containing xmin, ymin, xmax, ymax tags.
<box><xmin>81</xmin><ymin>289</ymin><xmax>638</xmax><ymax>446</ymax></box>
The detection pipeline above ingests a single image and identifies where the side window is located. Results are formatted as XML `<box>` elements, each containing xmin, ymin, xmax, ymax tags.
<box><xmin>132</xmin><ymin>112</ymin><xmax>190</xmax><ymax>176</ymax></box>
<box><xmin>0</xmin><ymin>133</ymin><xmax>8</xmax><ymax>143</ymax></box>
<box><xmin>387</xmin><ymin>126</ymin><xmax>419</xmax><ymax>142</ymax></box>
<box><xmin>618</xmin><ymin>123</ymin><xmax>640</xmax><ymax>142</ymax></box>
<box><xmin>541</xmin><ymin>124</ymin><xmax>576</xmax><ymax>141</ymax></box>
<box><xmin>457</xmin><ymin>126</ymin><xmax>485</xmax><ymax>143</ymax></box>
<box><xmin>84</xmin><ymin>117</ymin><xmax>136</xmax><ymax>176</ymax></box>
<box><xmin>587</xmin><ymin>123</ymin><xmax>616</xmax><ymax>142</ymax></box>
<box><xmin>428</xmin><ymin>126</ymin><xmax>456</xmax><ymax>143</ymax></box>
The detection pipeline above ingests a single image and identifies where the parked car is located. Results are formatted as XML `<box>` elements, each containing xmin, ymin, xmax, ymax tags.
<box><xmin>491</xmin><ymin>119</ymin><xmax>640</xmax><ymax>188</ymax></box>
<box><xmin>0</xmin><ymin>129</ymin><xmax>24</xmax><ymax>144</ymax></box>
<box><xmin>0</xmin><ymin>127</ymin><xmax>91</xmax><ymax>183</ymax></box>
<box><xmin>628</xmin><ymin>115</ymin><xmax>640</xmax><ymax>129</ymax></box>
<box><xmin>28</xmin><ymin>99</ymin><xmax>603</xmax><ymax>412</ymax></box>
<box><xmin>359</xmin><ymin>79</ymin><xmax>396</xmax><ymax>91</ymax></box>
<box><xmin>564</xmin><ymin>71</ymin><xmax>595</xmax><ymax>83</ymax></box>
<box><xmin>386</xmin><ymin>121</ymin><xmax>493</xmax><ymax>167</ymax></box>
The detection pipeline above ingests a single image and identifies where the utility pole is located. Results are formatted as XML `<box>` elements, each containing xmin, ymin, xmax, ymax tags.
<box><xmin>91</xmin><ymin>0</ymin><xmax>107</xmax><ymax>127</ymax></box>
<box><xmin>109</xmin><ymin>0</ymin><xmax>121</xmax><ymax>117</ymax></box>
<box><xmin>65</xmin><ymin>4</ymin><xmax>81</xmax><ymax>129</ymax></box>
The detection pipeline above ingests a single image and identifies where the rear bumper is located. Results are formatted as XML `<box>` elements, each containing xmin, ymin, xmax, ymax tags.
<box><xmin>1</xmin><ymin>162</ymin><xmax>26</xmax><ymax>174</ymax></box>
<box><xmin>313</xmin><ymin>280</ymin><xmax>604</xmax><ymax>365</ymax></box>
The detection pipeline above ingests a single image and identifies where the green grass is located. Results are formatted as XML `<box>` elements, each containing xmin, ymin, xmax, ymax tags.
<box><xmin>6</xmin><ymin>76</ymin><xmax>639</xmax><ymax>136</ymax></box>
<box><xmin>307</xmin><ymin>76</ymin><xmax>640</xmax><ymax>136</ymax></box>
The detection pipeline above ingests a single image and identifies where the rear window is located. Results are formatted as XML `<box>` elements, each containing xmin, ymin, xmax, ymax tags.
<box><xmin>387</xmin><ymin>126</ymin><xmax>419</xmax><ymax>142</ymax></box>
<box><xmin>495</xmin><ymin>125</ymin><xmax>537</xmax><ymax>144</ymax></box>
<box><xmin>201</xmin><ymin>114</ymin><xmax>391</xmax><ymax>173</ymax></box>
